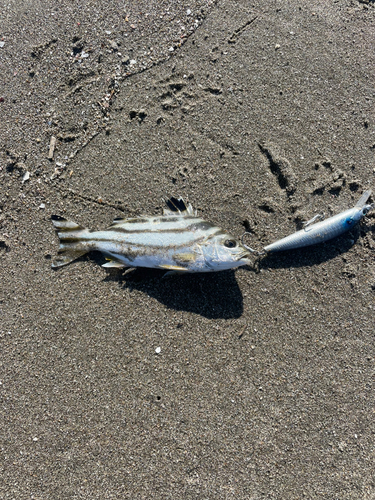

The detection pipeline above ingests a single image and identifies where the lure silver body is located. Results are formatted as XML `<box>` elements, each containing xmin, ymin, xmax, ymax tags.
<box><xmin>264</xmin><ymin>190</ymin><xmax>373</xmax><ymax>253</ymax></box>
<box><xmin>51</xmin><ymin>197</ymin><xmax>252</xmax><ymax>273</ymax></box>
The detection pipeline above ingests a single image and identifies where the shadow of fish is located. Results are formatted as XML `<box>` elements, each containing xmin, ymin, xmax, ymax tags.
<box><xmin>51</xmin><ymin>196</ymin><xmax>252</xmax><ymax>274</ymax></box>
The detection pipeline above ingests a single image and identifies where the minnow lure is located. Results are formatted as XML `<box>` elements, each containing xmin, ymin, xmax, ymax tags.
<box><xmin>51</xmin><ymin>197</ymin><xmax>252</xmax><ymax>273</ymax></box>
<box><xmin>262</xmin><ymin>190</ymin><xmax>373</xmax><ymax>253</ymax></box>
<box><xmin>241</xmin><ymin>190</ymin><xmax>373</xmax><ymax>255</ymax></box>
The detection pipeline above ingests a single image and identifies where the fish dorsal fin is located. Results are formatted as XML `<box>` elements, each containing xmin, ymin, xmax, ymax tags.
<box><xmin>110</xmin><ymin>197</ymin><xmax>196</xmax><ymax>224</ymax></box>
<box><xmin>162</xmin><ymin>196</ymin><xmax>196</xmax><ymax>216</ymax></box>
<box><xmin>355</xmin><ymin>189</ymin><xmax>372</xmax><ymax>208</ymax></box>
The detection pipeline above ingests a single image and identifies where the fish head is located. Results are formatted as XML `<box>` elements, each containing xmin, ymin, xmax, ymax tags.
<box><xmin>200</xmin><ymin>232</ymin><xmax>253</xmax><ymax>271</ymax></box>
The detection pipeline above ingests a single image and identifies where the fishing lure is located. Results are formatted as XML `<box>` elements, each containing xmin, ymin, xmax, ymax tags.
<box><xmin>51</xmin><ymin>196</ymin><xmax>252</xmax><ymax>273</ymax></box>
<box><xmin>242</xmin><ymin>190</ymin><xmax>373</xmax><ymax>254</ymax></box>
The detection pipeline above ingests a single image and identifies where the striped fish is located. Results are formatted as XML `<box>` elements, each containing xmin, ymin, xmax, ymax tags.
<box><xmin>51</xmin><ymin>196</ymin><xmax>252</xmax><ymax>273</ymax></box>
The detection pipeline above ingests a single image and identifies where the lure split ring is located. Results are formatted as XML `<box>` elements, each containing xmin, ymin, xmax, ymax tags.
<box><xmin>240</xmin><ymin>232</ymin><xmax>265</xmax><ymax>256</ymax></box>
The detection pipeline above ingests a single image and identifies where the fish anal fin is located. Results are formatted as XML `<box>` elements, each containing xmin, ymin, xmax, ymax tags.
<box><xmin>102</xmin><ymin>260</ymin><xmax>128</xmax><ymax>269</ymax></box>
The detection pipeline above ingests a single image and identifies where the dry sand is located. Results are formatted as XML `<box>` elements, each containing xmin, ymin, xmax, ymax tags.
<box><xmin>1</xmin><ymin>0</ymin><xmax>375</xmax><ymax>498</ymax></box>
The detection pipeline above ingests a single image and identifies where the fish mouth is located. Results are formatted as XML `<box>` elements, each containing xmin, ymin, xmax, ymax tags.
<box><xmin>236</xmin><ymin>251</ymin><xmax>252</xmax><ymax>263</ymax></box>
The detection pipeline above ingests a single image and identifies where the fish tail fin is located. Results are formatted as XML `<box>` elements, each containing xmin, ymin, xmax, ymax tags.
<box><xmin>355</xmin><ymin>189</ymin><xmax>372</xmax><ymax>208</ymax></box>
<box><xmin>51</xmin><ymin>215</ymin><xmax>90</xmax><ymax>268</ymax></box>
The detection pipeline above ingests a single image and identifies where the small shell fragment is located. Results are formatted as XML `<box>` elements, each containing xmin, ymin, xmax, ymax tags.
<box><xmin>22</xmin><ymin>171</ymin><xmax>30</xmax><ymax>183</ymax></box>
<box><xmin>48</xmin><ymin>136</ymin><xmax>57</xmax><ymax>159</ymax></box>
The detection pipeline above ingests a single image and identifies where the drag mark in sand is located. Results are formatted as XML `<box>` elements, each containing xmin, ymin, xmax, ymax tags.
<box><xmin>228</xmin><ymin>16</ymin><xmax>259</xmax><ymax>44</ymax></box>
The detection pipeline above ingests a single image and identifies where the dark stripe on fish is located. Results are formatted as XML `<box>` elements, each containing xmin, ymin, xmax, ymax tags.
<box><xmin>112</xmin><ymin>217</ymin><xmax>150</xmax><ymax>224</ymax></box>
<box><xmin>58</xmin><ymin>237</ymin><xmax>82</xmax><ymax>243</ymax></box>
<box><xmin>57</xmin><ymin>227</ymin><xmax>83</xmax><ymax>233</ymax></box>
<box><xmin>66</xmin><ymin>232</ymin><xmax>224</xmax><ymax>248</ymax></box>
<box><xmin>158</xmin><ymin>217</ymin><xmax>184</xmax><ymax>223</ymax></box>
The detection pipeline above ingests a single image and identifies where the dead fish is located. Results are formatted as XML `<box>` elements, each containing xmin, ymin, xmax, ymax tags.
<box><xmin>51</xmin><ymin>196</ymin><xmax>252</xmax><ymax>273</ymax></box>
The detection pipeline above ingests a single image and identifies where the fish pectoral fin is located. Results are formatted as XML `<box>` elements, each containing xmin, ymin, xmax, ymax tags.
<box><xmin>158</xmin><ymin>264</ymin><xmax>189</xmax><ymax>271</ymax></box>
<box><xmin>172</xmin><ymin>252</ymin><xmax>196</xmax><ymax>264</ymax></box>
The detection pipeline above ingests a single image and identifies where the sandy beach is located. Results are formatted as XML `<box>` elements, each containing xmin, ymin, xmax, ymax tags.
<box><xmin>1</xmin><ymin>1</ymin><xmax>375</xmax><ymax>498</ymax></box>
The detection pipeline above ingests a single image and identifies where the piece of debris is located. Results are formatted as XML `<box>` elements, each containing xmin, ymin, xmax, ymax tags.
<box><xmin>109</xmin><ymin>40</ymin><xmax>119</xmax><ymax>51</ymax></box>
<box><xmin>155</xmin><ymin>347</ymin><xmax>161</xmax><ymax>354</ymax></box>
<box><xmin>238</xmin><ymin>324</ymin><xmax>247</xmax><ymax>339</ymax></box>
<box><xmin>50</xmin><ymin>162</ymin><xmax>65</xmax><ymax>180</ymax></box>
<box><xmin>48</xmin><ymin>136</ymin><xmax>57</xmax><ymax>159</ymax></box>
<box><xmin>22</xmin><ymin>171</ymin><xmax>30</xmax><ymax>183</ymax></box>
<box><xmin>39</xmin><ymin>203</ymin><xmax>46</xmax><ymax>209</ymax></box>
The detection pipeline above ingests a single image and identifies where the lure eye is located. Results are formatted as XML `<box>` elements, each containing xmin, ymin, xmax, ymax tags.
<box><xmin>224</xmin><ymin>239</ymin><xmax>237</xmax><ymax>248</ymax></box>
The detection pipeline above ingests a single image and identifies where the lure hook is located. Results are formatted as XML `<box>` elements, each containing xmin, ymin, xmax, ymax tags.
<box><xmin>240</xmin><ymin>232</ymin><xmax>265</xmax><ymax>256</ymax></box>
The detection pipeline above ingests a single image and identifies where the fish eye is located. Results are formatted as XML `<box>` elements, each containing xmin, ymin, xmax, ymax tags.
<box><xmin>224</xmin><ymin>239</ymin><xmax>237</xmax><ymax>248</ymax></box>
